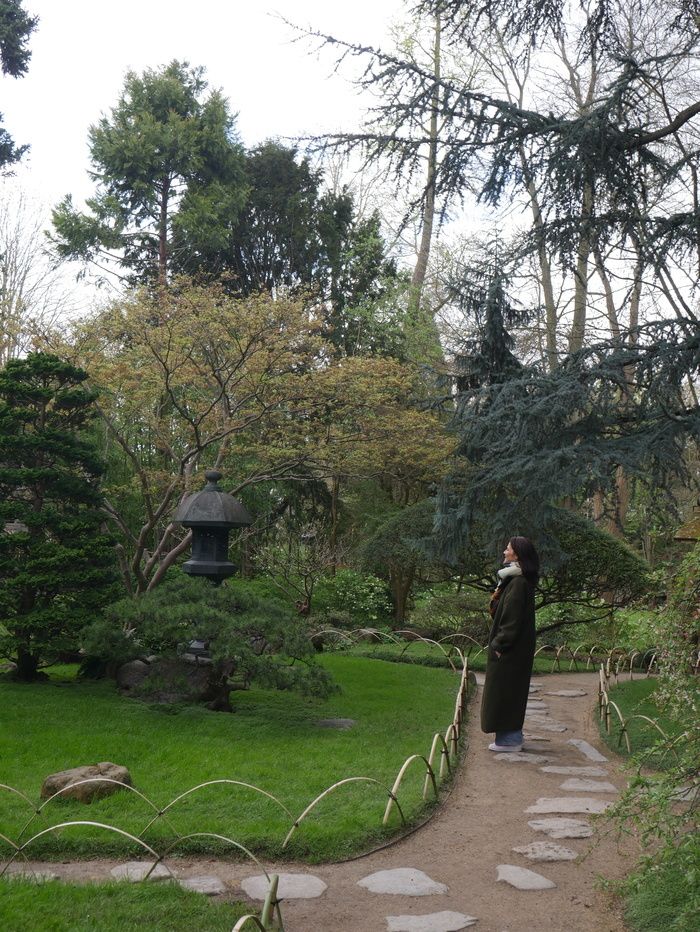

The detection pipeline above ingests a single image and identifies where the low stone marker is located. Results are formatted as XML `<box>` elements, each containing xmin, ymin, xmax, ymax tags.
<box><xmin>358</xmin><ymin>868</ymin><xmax>448</xmax><ymax>896</ymax></box>
<box><xmin>527</xmin><ymin>817</ymin><xmax>593</xmax><ymax>839</ymax></box>
<box><xmin>386</xmin><ymin>911</ymin><xmax>478</xmax><ymax>931</ymax></box>
<box><xmin>242</xmin><ymin>873</ymin><xmax>327</xmax><ymax>900</ymax></box>
<box><xmin>41</xmin><ymin>762</ymin><xmax>132</xmax><ymax>802</ymax></box>
<box><xmin>496</xmin><ymin>864</ymin><xmax>556</xmax><ymax>890</ymax></box>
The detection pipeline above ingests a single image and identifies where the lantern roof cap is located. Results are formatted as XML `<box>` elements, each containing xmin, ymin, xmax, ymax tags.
<box><xmin>173</xmin><ymin>470</ymin><xmax>252</xmax><ymax>528</ymax></box>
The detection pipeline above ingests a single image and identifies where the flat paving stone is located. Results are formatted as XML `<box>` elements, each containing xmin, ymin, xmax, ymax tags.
<box><xmin>544</xmin><ymin>689</ymin><xmax>587</xmax><ymax>697</ymax></box>
<box><xmin>496</xmin><ymin>864</ymin><xmax>556</xmax><ymax>890</ymax></box>
<box><xmin>567</xmin><ymin>738</ymin><xmax>608</xmax><ymax>762</ymax></box>
<box><xmin>528</xmin><ymin>817</ymin><xmax>593</xmax><ymax>839</ymax></box>
<box><xmin>526</xmin><ymin>699</ymin><xmax>547</xmax><ymax>708</ymax></box>
<box><xmin>386</xmin><ymin>911</ymin><xmax>478</xmax><ymax>931</ymax></box>
<box><xmin>528</xmin><ymin>685</ymin><xmax>542</xmax><ymax>693</ymax></box>
<box><xmin>241</xmin><ymin>872</ymin><xmax>327</xmax><ymax>900</ymax></box>
<box><xmin>523</xmin><ymin>733</ymin><xmax>551</xmax><ymax>742</ymax></box>
<box><xmin>526</xmin><ymin>796</ymin><xmax>613</xmax><ymax>815</ymax></box>
<box><xmin>496</xmin><ymin>751</ymin><xmax>550</xmax><ymax>764</ymax></box>
<box><xmin>110</xmin><ymin>861</ymin><xmax>173</xmax><ymax>882</ymax></box>
<box><xmin>560</xmin><ymin>778</ymin><xmax>618</xmax><ymax>793</ymax></box>
<box><xmin>6</xmin><ymin>868</ymin><xmax>59</xmax><ymax>882</ymax></box>
<box><xmin>512</xmin><ymin>841</ymin><xmax>578</xmax><ymax>862</ymax></box>
<box><xmin>358</xmin><ymin>868</ymin><xmax>448</xmax><ymax>897</ymax></box>
<box><xmin>525</xmin><ymin>719</ymin><xmax>568</xmax><ymax>732</ymax></box>
<box><xmin>178</xmin><ymin>875</ymin><xmax>226</xmax><ymax>896</ymax></box>
<box><xmin>541</xmin><ymin>765</ymin><xmax>608</xmax><ymax>777</ymax></box>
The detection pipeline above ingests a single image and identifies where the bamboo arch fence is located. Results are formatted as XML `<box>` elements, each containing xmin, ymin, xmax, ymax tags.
<box><xmin>596</xmin><ymin>661</ymin><xmax>688</xmax><ymax>761</ymax></box>
<box><xmin>0</xmin><ymin>647</ymin><xmax>474</xmax><ymax>932</ymax></box>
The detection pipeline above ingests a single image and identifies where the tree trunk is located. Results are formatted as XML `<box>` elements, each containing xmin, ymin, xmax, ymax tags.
<box><xmin>14</xmin><ymin>642</ymin><xmax>40</xmax><ymax>681</ymax></box>
<box><xmin>569</xmin><ymin>181</ymin><xmax>594</xmax><ymax>354</ymax></box>
<box><xmin>158</xmin><ymin>177</ymin><xmax>170</xmax><ymax>287</ymax></box>
<box><xmin>390</xmin><ymin>565</ymin><xmax>414</xmax><ymax>626</ymax></box>
<box><xmin>409</xmin><ymin>13</ymin><xmax>440</xmax><ymax>322</ymax></box>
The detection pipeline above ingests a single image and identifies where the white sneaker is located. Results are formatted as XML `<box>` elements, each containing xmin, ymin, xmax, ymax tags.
<box><xmin>488</xmin><ymin>742</ymin><xmax>523</xmax><ymax>753</ymax></box>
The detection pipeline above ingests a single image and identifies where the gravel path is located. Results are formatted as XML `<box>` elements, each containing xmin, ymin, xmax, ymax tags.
<box><xmin>7</xmin><ymin>671</ymin><xmax>637</xmax><ymax>931</ymax></box>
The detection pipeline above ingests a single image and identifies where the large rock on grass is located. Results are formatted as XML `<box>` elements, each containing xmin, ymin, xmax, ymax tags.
<box><xmin>41</xmin><ymin>762</ymin><xmax>132</xmax><ymax>802</ymax></box>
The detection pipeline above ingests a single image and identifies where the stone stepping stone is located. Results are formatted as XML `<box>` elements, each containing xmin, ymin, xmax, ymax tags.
<box><xmin>496</xmin><ymin>864</ymin><xmax>556</xmax><ymax>890</ymax></box>
<box><xmin>525</xmin><ymin>719</ymin><xmax>567</xmax><ymax>732</ymax></box>
<box><xmin>242</xmin><ymin>873</ymin><xmax>327</xmax><ymax>900</ymax></box>
<box><xmin>179</xmin><ymin>875</ymin><xmax>226</xmax><ymax>896</ymax></box>
<box><xmin>529</xmin><ymin>684</ymin><xmax>542</xmax><ymax>693</ymax></box>
<box><xmin>523</xmin><ymin>733</ymin><xmax>551</xmax><ymax>742</ymax></box>
<box><xmin>110</xmin><ymin>862</ymin><xmax>173</xmax><ymax>882</ymax></box>
<box><xmin>316</xmin><ymin>718</ymin><xmax>356</xmax><ymax>729</ymax></box>
<box><xmin>6</xmin><ymin>868</ymin><xmax>59</xmax><ymax>882</ymax></box>
<box><xmin>512</xmin><ymin>841</ymin><xmax>578</xmax><ymax>861</ymax></box>
<box><xmin>496</xmin><ymin>751</ymin><xmax>550</xmax><ymax>764</ymax></box>
<box><xmin>526</xmin><ymin>699</ymin><xmax>547</xmax><ymax>708</ymax></box>
<box><xmin>528</xmin><ymin>817</ymin><xmax>593</xmax><ymax>839</ymax></box>
<box><xmin>386</xmin><ymin>911</ymin><xmax>478</xmax><ymax>931</ymax></box>
<box><xmin>567</xmin><ymin>739</ymin><xmax>608</xmax><ymax>762</ymax></box>
<box><xmin>358</xmin><ymin>869</ymin><xmax>448</xmax><ymax>896</ymax></box>
<box><xmin>671</xmin><ymin>785</ymin><xmax>700</xmax><ymax>802</ymax></box>
<box><xmin>560</xmin><ymin>778</ymin><xmax>618</xmax><ymax>793</ymax></box>
<box><xmin>526</xmin><ymin>797</ymin><xmax>612</xmax><ymax>815</ymax></box>
<box><xmin>541</xmin><ymin>765</ymin><xmax>608</xmax><ymax>777</ymax></box>
<box><xmin>544</xmin><ymin>689</ymin><xmax>587</xmax><ymax>697</ymax></box>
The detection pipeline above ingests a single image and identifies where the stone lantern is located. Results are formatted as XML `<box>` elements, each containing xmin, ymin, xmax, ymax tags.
<box><xmin>173</xmin><ymin>470</ymin><xmax>252</xmax><ymax>583</ymax></box>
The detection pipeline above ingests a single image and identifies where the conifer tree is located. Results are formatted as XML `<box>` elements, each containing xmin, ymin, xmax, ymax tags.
<box><xmin>0</xmin><ymin>353</ymin><xmax>119</xmax><ymax>680</ymax></box>
<box><xmin>0</xmin><ymin>0</ymin><xmax>37</xmax><ymax>169</ymax></box>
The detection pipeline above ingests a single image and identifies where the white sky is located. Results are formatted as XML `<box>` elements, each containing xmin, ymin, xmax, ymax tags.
<box><xmin>2</xmin><ymin>0</ymin><xmax>407</xmax><ymax>206</ymax></box>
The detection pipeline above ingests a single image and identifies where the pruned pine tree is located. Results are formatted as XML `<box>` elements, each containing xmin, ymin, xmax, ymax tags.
<box><xmin>0</xmin><ymin>353</ymin><xmax>119</xmax><ymax>681</ymax></box>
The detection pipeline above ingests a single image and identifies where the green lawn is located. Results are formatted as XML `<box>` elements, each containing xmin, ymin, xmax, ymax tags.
<box><xmin>344</xmin><ymin>639</ymin><xmax>593</xmax><ymax>674</ymax></box>
<box><xmin>0</xmin><ymin>654</ymin><xmax>460</xmax><ymax>862</ymax></box>
<box><xmin>0</xmin><ymin>878</ymin><xmax>248</xmax><ymax>932</ymax></box>
<box><xmin>599</xmin><ymin>677</ymin><xmax>685</xmax><ymax>767</ymax></box>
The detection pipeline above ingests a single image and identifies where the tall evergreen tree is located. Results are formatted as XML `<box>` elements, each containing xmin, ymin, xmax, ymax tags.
<box><xmin>0</xmin><ymin>0</ymin><xmax>37</xmax><ymax>169</ymax></box>
<box><xmin>0</xmin><ymin>353</ymin><xmax>119</xmax><ymax>681</ymax></box>
<box><xmin>50</xmin><ymin>61</ymin><xmax>246</xmax><ymax>286</ymax></box>
<box><xmin>175</xmin><ymin>140</ymin><xmax>400</xmax><ymax>357</ymax></box>
<box><xmin>435</xmin><ymin>319</ymin><xmax>700</xmax><ymax>563</ymax></box>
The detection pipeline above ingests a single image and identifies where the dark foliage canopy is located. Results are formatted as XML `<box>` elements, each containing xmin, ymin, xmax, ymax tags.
<box><xmin>435</xmin><ymin>318</ymin><xmax>700</xmax><ymax>563</ymax></box>
<box><xmin>0</xmin><ymin>353</ymin><xmax>119</xmax><ymax>680</ymax></box>
<box><xmin>175</xmin><ymin>140</ymin><xmax>401</xmax><ymax>357</ymax></box>
<box><xmin>50</xmin><ymin>61</ymin><xmax>246</xmax><ymax>285</ymax></box>
<box><xmin>0</xmin><ymin>0</ymin><xmax>37</xmax><ymax>169</ymax></box>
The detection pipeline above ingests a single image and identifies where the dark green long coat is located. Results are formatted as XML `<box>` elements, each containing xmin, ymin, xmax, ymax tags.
<box><xmin>480</xmin><ymin>575</ymin><xmax>536</xmax><ymax>733</ymax></box>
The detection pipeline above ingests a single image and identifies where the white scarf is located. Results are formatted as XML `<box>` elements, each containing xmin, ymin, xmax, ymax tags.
<box><xmin>497</xmin><ymin>562</ymin><xmax>522</xmax><ymax>584</ymax></box>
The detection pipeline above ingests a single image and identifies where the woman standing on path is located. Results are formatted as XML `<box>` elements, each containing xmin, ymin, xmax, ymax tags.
<box><xmin>480</xmin><ymin>536</ymin><xmax>539</xmax><ymax>753</ymax></box>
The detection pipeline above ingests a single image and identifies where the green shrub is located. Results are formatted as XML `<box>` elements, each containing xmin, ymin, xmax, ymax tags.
<box><xmin>409</xmin><ymin>588</ymin><xmax>489</xmax><ymax>642</ymax></box>
<box><xmin>313</xmin><ymin>569</ymin><xmax>392</xmax><ymax>623</ymax></box>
